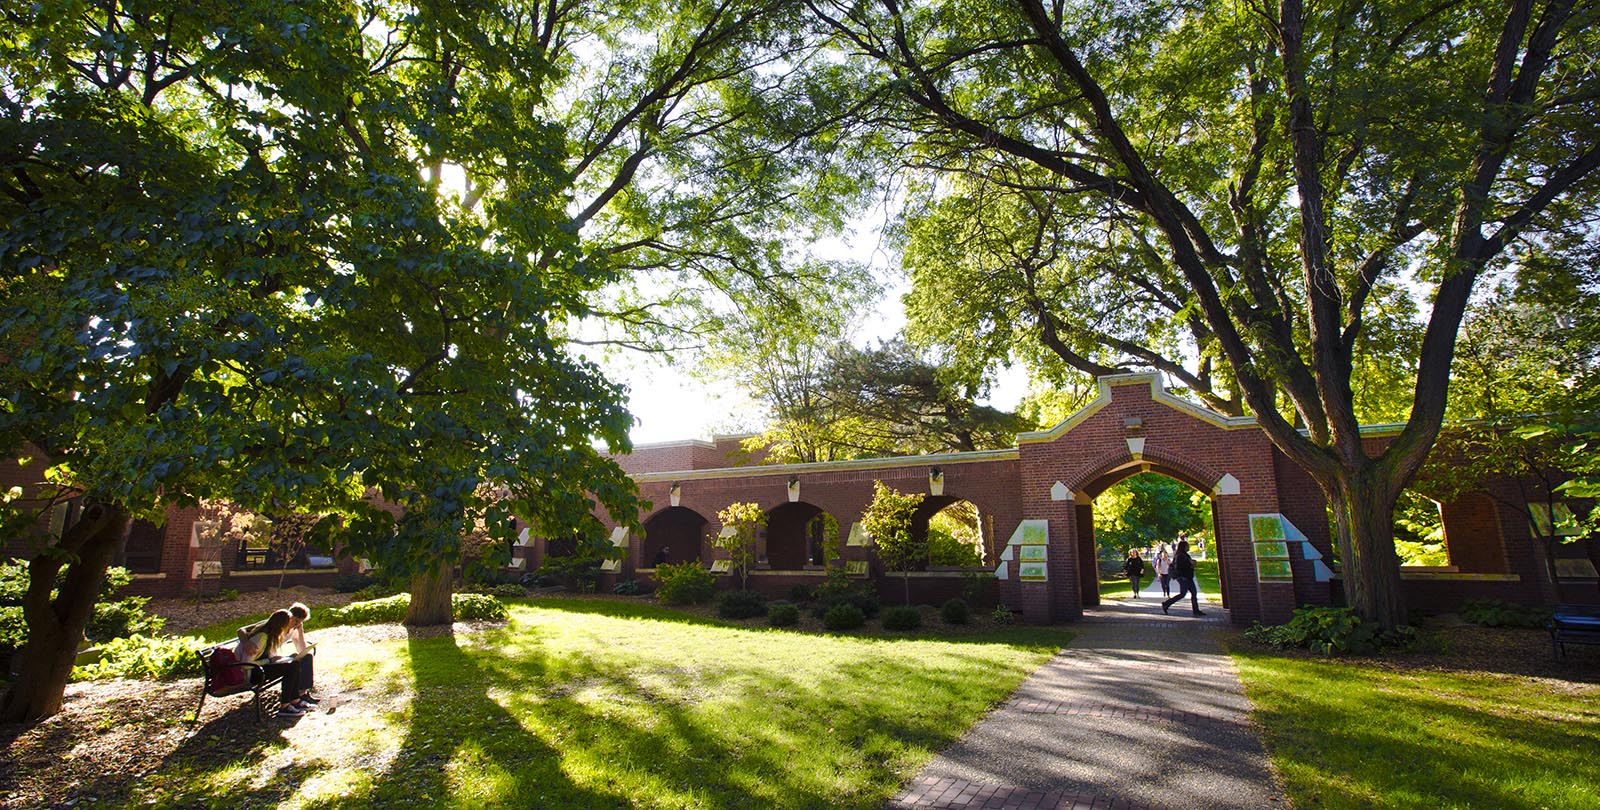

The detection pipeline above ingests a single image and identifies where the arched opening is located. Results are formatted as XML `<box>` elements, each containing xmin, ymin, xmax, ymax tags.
<box><xmin>1395</xmin><ymin>488</ymin><xmax>1449</xmax><ymax>567</ymax></box>
<box><xmin>764</xmin><ymin>502</ymin><xmax>835</xmax><ymax>570</ymax></box>
<box><xmin>1078</xmin><ymin>467</ymin><xmax>1222</xmax><ymax>610</ymax></box>
<box><xmin>911</xmin><ymin>496</ymin><xmax>986</xmax><ymax>567</ymax></box>
<box><xmin>641</xmin><ymin>506</ymin><xmax>709</xmax><ymax>567</ymax></box>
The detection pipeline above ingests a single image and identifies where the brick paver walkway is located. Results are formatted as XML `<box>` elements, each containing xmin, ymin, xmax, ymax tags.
<box><xmin>889</xmin><ymin>591</ymin><xmax>1284</xmax><ymax>809</ymax></box>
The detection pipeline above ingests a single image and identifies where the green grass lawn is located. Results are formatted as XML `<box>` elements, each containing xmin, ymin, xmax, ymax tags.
<box><xmin>140</xmin><ymin>598</ymin><xmax>1071</xmax><ymax>809</ymax></box>
<box><xmin>1233</xmin><ymin>648</ymin><xmax>1600</xmax><ymax>810</ymax></box>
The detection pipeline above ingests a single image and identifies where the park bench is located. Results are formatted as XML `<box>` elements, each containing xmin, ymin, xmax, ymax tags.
<box><xmin>195</xmin><ymin>639</ymin><xmax>283</xmax><ymax>721</ymax></box>
<box><xmin>1548</xmin><ymin>603</ymin><xmax>1600</xmax><ymax>661</ymax></box>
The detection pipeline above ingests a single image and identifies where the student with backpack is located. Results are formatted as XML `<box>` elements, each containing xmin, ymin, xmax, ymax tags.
<box><xmin>1161</xmin><ymin>540</ymin><xmax>1205</xmax><ymax>616</ymax></box>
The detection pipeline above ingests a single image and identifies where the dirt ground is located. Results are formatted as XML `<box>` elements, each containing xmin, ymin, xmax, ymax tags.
<box><xmin>1</xmin><ymin>598</ymin><xmax>1595</xmax><ymax>809</ymax></box>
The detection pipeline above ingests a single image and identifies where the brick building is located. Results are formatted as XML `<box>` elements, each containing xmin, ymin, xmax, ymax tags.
<box><xmin>7</xmin><ymin>373</ymin><xmax>1596</xmax><ymax>622</ymax></box>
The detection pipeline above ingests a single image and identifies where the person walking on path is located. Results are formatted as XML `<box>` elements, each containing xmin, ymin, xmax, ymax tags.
<box><xmin>1162</xmin><ymin>540</ymin><xmax>1204</xmax><ymax>616</ymax></box>
<box><xmin>1154</xmin><ymin>545</ymin><xmax>1172</xmax><ymax>598</ymax></box>
<box><xmin>1122</xmin><ymin>549</ymin><xmax>1146</xmax><ymax>598</ymax></box>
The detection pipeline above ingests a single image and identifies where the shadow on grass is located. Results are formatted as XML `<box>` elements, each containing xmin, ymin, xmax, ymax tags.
<box><xmin>327</xmin><ymin>625</ymin><xmax>618</xmax><ymax>809</ymax></box>
<box><xmin>1238</xmin><ymin>649</ymin><xmax>1600</xmax><ymax>809</ymax></box>
<box><xmin>312</xmin><ymin>605</ymin><xmax>1065</xmax><ymax>810</ymax></box>
<box><xmin>520</xmin><ymin>596</ymin><xmax>1073</xmax><ymax>651</ymax></box>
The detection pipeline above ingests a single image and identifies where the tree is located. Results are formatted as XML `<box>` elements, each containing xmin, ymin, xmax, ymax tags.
<box><xmin>714</xmin><ymin>502</ymin><xmax>766</xmax><ymax>590</ymax></box>
<box><xmin>729</xmin><ymin>336</ymin><xmax>1030</xmax><ymax>463</ymax></box>
<box><xmin>805</xmin><ymin>0</ymin><xmax>1600</xmax><ymax>627</ymax></box>
<box><xmin>0</xmin><ymin>0</ymin><xmax>637</xmax><ymax>721</ymax></box>
<box><xmin>861</xmin><ymin>480</ymin><xmax>926</xmax><ymax>604</ymax></box>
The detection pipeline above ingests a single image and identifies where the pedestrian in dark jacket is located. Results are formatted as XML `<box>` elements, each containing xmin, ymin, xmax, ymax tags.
<box><xmin>1161</xmin><ymin>540</ymin><xmax>1205</xmax><ymax>616</ymax></box>
<box><xmin>1123</xmin><ymin>549</ymin><xmax>1146</xmax><ymax>598</ymax></box>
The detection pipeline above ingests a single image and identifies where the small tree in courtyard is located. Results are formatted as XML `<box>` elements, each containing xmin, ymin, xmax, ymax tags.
<box><xmin>715</xmin><ymin>503</ymin><xmax>766</xmax><ymax>591</ymax></box>
<box><xmin>862</xmin><ymin>481</ymin><xmax>926</xmax><ymax>605</ymax></box>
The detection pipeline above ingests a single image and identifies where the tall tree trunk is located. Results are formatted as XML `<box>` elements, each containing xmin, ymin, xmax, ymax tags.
<box><xmin>1</xmin><ymin>501</ymin><xmax>129</xmax><ymax>723</ymax></box>
<box><xmin>405</xmin><ymin>566</ymin><xmax>454</xmax><ymax>626</ymax></box>
<box><xmin>1329</xmin><ymin>468</ymin><xmax>1408</xmax><ymax>629</ymax></box>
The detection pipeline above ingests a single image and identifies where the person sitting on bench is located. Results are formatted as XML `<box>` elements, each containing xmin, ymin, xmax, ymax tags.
<box><xmin>237</xmin><ymin>602</ymin><xmax>318</xmax><ymax>717</ymax></box>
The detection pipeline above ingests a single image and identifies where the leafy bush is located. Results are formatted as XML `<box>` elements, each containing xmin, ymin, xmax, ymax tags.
<box><xmin>655</xmin><ymin>562</ymin><xmax>716</xmax><ymax>605</ymax></box>
<box><xmin>0</xmin><ymin>606</ymin><xmax>25</xmax><ymax>652</ymax></box>
<box><xmin>86</xmin><ymin>597</ymin><xmax>166</xmax><ymax>643</ymax></box>
<box><xmin>321</xmin><ymin>592</ymin><xmax>507</xmax><ymax>627</ymax></box>
<box><xmin>767</xmin><ymin>601</ymin><xmax>800</xmax><ymax>627</ymax></box>
<box><xmin>1244</xmin><ymin>605</ymin><xmax>1415</xmax><ymax>656</ymax></box>
<box><xmin>352</xmin><ymin>582</ymin><xmax>399</xmax><ymax>601</ymax></box>
<box><xmin>334</xmin><ymin>574</ymin><xmax>376</xmax><ymax>593</ymax></box>
<box><xmin>73</xmin><ymin>634</ymin><xmax>205</xmax><ymax>682</ymax></box>
<box><xmin>823</xmin><ymin>602</ymin><xmax>865</xmax><ymax>631</ymax></box>
<box><xmin>465</xmin><ymin>582</ymin><xmax>527</xmax><ymax>598</ymax></box>
<box><xmin>991</xmin><ymin>605</ymin><xmax>1017</xmax><ymax>625</ymax></box>
<box><xmin>717</xmin><ymin>590</ymin><xmax>766</xmax><ymax>619</ymax></box>
<box><xmin>613</xmin><ymin>579</ymin><xmax>644</xmax><ymax>596</ymax></box>
<box><xmin>961</xmin><ymin>572</ymin><xmax>994</xmax><ymax>604</ymax></box>
<box><xmin>940</xmin><ymin>598</ymin><xmax>970</xmax><ymax>625</ymax></box>
<box><xmin>452</xmin><ymin>593</ymin><xmax>509</xmax><ymax>621</ymax></box>
<box><xmin>789</xmin><ymin>584</ymin><xmax>816</xmax><ymax>602</ymax></box>
<box><xmin>1460</xmin><ymin>598</ymin><xmax>1551</xmax><ymax>628</ymax></box>
<box><xmin>928</xmin><ymin>527</ymin><xmax>982</xmax><ymax>566</ymax></box>
<box><xmin>882</xmin><ymin>605</ymin><xmax>922</xmax><ymax>631</ymax></box>
<box><xmin>811</xmin><ymin>573</ymin><xmax>879</xmax><ymax>619</ymax></box>
<box><xmin>3</xmin><ymin>563</ymin><xmax>163</xmax><ymax>653</ymax></box>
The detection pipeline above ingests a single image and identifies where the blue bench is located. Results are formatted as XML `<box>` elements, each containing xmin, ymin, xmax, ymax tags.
<box><xmin>1549</xmin><ymin>604</ymin><xmax>1600</xmax><ymax>661</ymax></box>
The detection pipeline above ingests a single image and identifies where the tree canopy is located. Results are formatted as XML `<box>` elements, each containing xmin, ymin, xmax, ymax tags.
<box><xmin>0</xmin><ymin>0</ymin><xmax>639</xmax><ymax>721</ymax></box>
<box><xmin>802</xmin><ymin>0</ymin><xmax>1600</xmax><ymax>626</ymax></box>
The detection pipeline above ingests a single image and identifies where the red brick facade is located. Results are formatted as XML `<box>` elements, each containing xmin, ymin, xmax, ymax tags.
<box><xmin>7</xmin><ymin>373</ymin><xmax>1594</xmax><ymax>618</ymax></box>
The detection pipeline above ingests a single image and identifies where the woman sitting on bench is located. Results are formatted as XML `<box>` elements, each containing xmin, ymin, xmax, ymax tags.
<box><xmin>237</xmin><ymin>602</ymin><xmax>318</xmax><ymax>717</ymax></box>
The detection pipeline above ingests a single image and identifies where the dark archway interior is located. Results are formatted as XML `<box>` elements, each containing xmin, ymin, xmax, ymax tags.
<box><xmin>766</xmin><ymin>502</ymin><xmax>826</xmax><ymax>569</ymax></box>
<box><xmin>642</xmin><ymin>507</ymin><xmax>708</xmax><ymax>567</ymax></box>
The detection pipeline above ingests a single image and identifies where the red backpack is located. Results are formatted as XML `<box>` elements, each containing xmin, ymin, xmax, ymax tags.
<box><xmin>208</xmin><ymin>644</ymin><xmax>246</xmax><ymax>690</ymax></box>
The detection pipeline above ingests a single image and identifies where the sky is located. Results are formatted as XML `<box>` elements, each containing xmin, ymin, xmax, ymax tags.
<box><xmin>602</xmin><ymin>242</ymin><xmax>1033</xmax><ymax>447</ymax></box>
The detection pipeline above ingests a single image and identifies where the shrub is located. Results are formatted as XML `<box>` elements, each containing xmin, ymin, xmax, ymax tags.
<box><xmin>352</xmin><ymin>582</ymin><xmax>399</xmax><ymax>601</ymax></box>
<box><xmin>1460</xmin><ymin>598</ymin><xmax>1550</xmax><ymax>628</ymax></box>
<box><xmin>86</xmin><ymin>597</ymin><xmax>166</xmax><ymax>643</ymax></box>
<box><xmin>452</xmin><ymin>593</ymin><xmax>509</xmax><ymax>621</ymax></box>
<box><xmin>465</xmin><ymin>582</ymin><xmax>526</xmax><ymax>598</ymax></box>
<box><xmin>320</xmin><ymin>592</ymin><xmax>508</xmax><ymax>627</ymax></box>
<box><xmin>3</xmin><ymin>563</ymin><xmax>161</xmax><ymax>653</ymax></box>
<box><xmin>823</xmin><ymin>602</ymin><xmax>865</xmax><ymax>631</ymax></box>
<box><xmin>0</xmin><ymin>606</ymin><xmax>25</xmax><ymax>652</ymax></box>
<box><xmin>655</xmin><ymin>562</ymin><xmax>717</xmax><ymax>605</ymax></box>
<box><xmin>74</xmin><ymin>634</ymin><xmax>206</xmax><ymax>682</ymax></box>
<box><xmin>1243</xmin><ymin>605</ymin><xmax>1415</xmax><ymax>655</ymax></box>
<box><xmin>991</xmin><ymin>605</ymin><xmax>1017</xmax><ymax>625</ymax></box>
<box><xmin>717</xmin><ymin>590</ymin><xmax>766</xmax><ymax>619</ymax></box>
<box><xmin>883</xmin><ymin>605</ymin><xmax>922</xmax><ymax>631</ymax></box>
<box><xmin>767</xmin><ymin>601</ymin><xmax>800</xmax><ymax>627</ymax></box>
<box><xmin>789</xmin><ymin>583</ymin><xmax>816</xmax><ymax>602</ymax></box>
<box><xmin>613</xmin><ymin>579</ymin><xmax>644</xmax><ymax>596</ymax></box>
<box><xmin>941</xmin><ymin>598</ymin><xmax>970</xmax><ymax>625</ymax></box>
<box><xmin>811</xmin><ymin>576</ymin><xmax>880</xmax><ymax>619</ymax></box>
<box><xmin>334</xmin><ymin>574</ymin><xmax>376</xmax><ymax>593</ymax></box>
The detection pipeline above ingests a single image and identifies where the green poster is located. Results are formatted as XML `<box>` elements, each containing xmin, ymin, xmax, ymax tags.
<box><xmin>1249</xmin><ymin>514</ymin><xmax>1285</xmax><ymax>541</ymax></box>
<box><xmin>1253</xmin><ymin>541</ymin><xmax>1290</xmax><ymax>559</ymax></box>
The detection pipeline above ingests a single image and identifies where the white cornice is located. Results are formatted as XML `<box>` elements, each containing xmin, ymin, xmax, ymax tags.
<box><xmin>1018</xmin><ymin>372</ymin><xmax>1257</xmax><ymax>444</ymax></box>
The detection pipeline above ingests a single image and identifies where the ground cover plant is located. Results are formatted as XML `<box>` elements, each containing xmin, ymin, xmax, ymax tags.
<box><xmin>1233</xmin><ymin>629</ymin><xmax>1600</xmax><ymax>810</ymax></box>
<box><xmin>4</xmin><ymin>597</ymin><xmax>1071</xmax><ymax>809</ymax></box>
